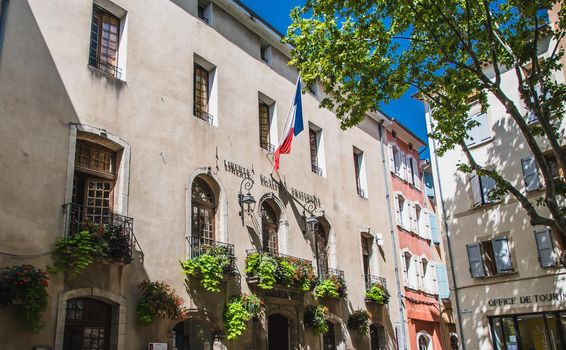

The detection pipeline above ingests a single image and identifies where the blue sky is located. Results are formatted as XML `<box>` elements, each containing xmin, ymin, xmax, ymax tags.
<box><xmin>239</xmin><ymin>0</ymin><xmax>430</xmax><ymax>157</ymax></box>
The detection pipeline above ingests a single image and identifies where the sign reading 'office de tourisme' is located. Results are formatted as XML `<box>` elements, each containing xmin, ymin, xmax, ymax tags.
<box><xmin>488</xmin><ymin>291</ymin><xmax>566</xmax><ymax>307</ymax></box>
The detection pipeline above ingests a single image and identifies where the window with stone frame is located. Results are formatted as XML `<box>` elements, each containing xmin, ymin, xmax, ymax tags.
<box><xmin>258</xmin><ymin>100</ymin><xmax>273</xmax><ymax>151</ymax></box>
<box><xmin>261</xmin><ymin>201</ymin><xmax>279</xmax><ymax>254</ymax></box>
<box><xmin>466</xmin><ymin>237</ymin><xmax>514</xmax><ymax>278</ymax></box>
<box><xmin>194</xmin><ymin>64</ymin><xmax>210</xmax><ymax>122</ymax></box>
<box><xmin>73</xmin><ymin>141</ymin><xmax>116</xmax><ymax>224</ymax></box>
<box><xmin>89</xmin><ymin>4</ymin><xmax>122</xmax><ymax>79</ymax></box>
<box><xmin>191</xmin><ymin>177</ymin><xmax>216</xmax><ymax>241</ymax></box>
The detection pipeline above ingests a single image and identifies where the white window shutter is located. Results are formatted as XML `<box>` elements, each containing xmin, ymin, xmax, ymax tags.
<box><xmin>401</xmin><ymin>153</ymin><xmax>408</xmax><ymax>181</ymax></box>
<box><xmin>424</xmin><ymin>210</ymin><xmax>431</xmax><ymax>239</ymax></box>
<box><xmin>431</xmin><ymin>263</ymin><xmax>438</xmax><ymax>294</ymax></box>
<box><xmin>522</xmin><ymin>156</ymin><xmax>541</xmax><ymax>192</ymax></box>
<box><xmin>407</xmin><ymin>156</ymin><xmax>414</xmax><ymax>185</ymax></box>
<box><xmin>466</xmin><ymin>243</ymin><xmax>485</xmax><ymax>278</ymax></box>
<box><xmin>412</xmin><ymin>256</ymin><xmax>420</xmax><ymax>289</ymax></box>
<box><xmin>400</xmin><ymin>252</ymin><xmax>408</xmax><ymax>285</ymax></box>
<box><xmin>412</xmin><ymin>158</ymin><xmax>421</xmax><ymax>189</ymax></box>
<box><xmin>476</xmin><ymin>113</ymin><xmax>491</xmax><ymax>143</ymax></box>
<box><xmin>410</xmin><ymin>202</ymin><xmax>417</xmax><ymax>233</ymax></box>
<box><xmin>534</xmin><ymin>229</ymin><xmax>556</xmax><ymax>267</ymax></box>
<box><xmin>493</xmin><ymin>237</ymin><xmax>513</xmax><ymax>273</ymax></box>
<box><xmin>470</xmin><ymin>174</ymin><xmax>482</xmax><ymax>207</ymax></box>
<box><xmin>388</xmin><ymin>143</ymin><xmax>395</xmax><ymax>173</ymax></box>
<box><xmin>394</xmin><ymin>193</ymin><xmax>401</xmax><ymax>226</ymax></box>
<box><xmin>393</xmin><ymin>148</ymin><xmax>401</xmax><ymax>176</ymax></box>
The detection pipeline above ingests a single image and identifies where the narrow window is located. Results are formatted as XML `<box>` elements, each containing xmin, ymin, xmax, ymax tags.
<box><xmin>492</xmin><ymin>237</ymin><xmax>513</xmax><ymax>273</ymax></box>
<box><xmin>259</xmin><ymin>101</ymin><xmax>272</xmax><ymax>151</ymax></box>
<box><xmin>194</xmin><ymin>64</ymin><xmax>211</xmax><ymax>123</ymax></box>
<box><xmin>535</xmin><ymin>229</ymin><xmax>557</xmax><ymax>267</ymax></box>
<box><xmin>466</xmin><ymin>243</ymin><xmax>486</xmax><ymax>278</ymax></box>
<box><xmin>316</xmin><ymin>224</ymin><xmax>329</xmax><ymax>273</ymax></box>
<box><xmin>89</xmin><ymin>5</ymin><xmax>122</xmax><ymax>79</ymax></box>
<box><xmin>197</xmin><ymin>1</ymin><xmax>212</xmax><ymax>23</ymax></box>
<box><xmin>370</xmin><ymin>324</ymin><xmax>386</xmax><ymax>350</ymax></box>
<box><xmin>353</xmin><ymin>148</ymin><xmax>367</xmax><ymax>197</ymax></box>
<box><xmin>309</xmin><ymin>126</ymin><xmax>324</xmax><ymax>176</ymax></box>
<box><xmin>260</xmin><ymin>44</ymin><xmax>272</xmax><ymax>64</ymax></box>
<box><xmin>361</xmin><ymin>235</ymin><xmax>371</xmax><ymax>287</ymax></box>
<box><xmin>191</xmin><ymin>177</ymin><xmax>216</xmax><ymax>241</ymax></box>
<box><xmin>322</xmin><ymin>321</ymin><xmax>336</xmax><ymax>350</ymax></box>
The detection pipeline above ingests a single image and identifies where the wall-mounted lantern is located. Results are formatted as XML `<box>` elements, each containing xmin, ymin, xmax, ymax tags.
<box><xmin>238</xmin><ymin>175</ymin><xmax>256</xmax><ymax>225</ymax></box>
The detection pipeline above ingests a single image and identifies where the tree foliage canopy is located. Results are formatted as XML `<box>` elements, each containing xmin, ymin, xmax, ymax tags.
<box><xmin>286</xmin><ymin>1</ymin><xmax>566</xmax><ymax>250</ymax></box>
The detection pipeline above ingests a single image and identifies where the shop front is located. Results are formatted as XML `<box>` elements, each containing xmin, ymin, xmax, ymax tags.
<box><xmin>489</xmin><ymin>311</ymin><xmax>566</xmax><ymax>350</ymax></box>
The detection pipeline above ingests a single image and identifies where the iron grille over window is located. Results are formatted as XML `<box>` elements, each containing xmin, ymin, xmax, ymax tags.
<box><xmin>89</xmin><ymin>5</ymin><xmax>122</xmax><ymax>79</ymax></box>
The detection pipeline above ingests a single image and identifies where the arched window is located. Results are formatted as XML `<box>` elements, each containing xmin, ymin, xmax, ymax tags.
<box><xmin>261</xmin><ymin>201</ymin><xmax>279</xmax><ymax>254</ymax></box>
<box><xmin>418</xmin><ymin>333</ymin><xmax>432</xmax><ymax>350</ymax></box>
<box><xmin>191</xmin><ymin>177</ymin><xmax>216</xmax><ymax>241</ymax></box>
<box><xmin>63</xmin><ymin>298</ymin><xmax>113</xmax><ymax>350</ymax></box>
<box><xmin>315</xmin><ymin>223</ymin><xmax>329</xmax><ymax>272</ymax></box>
<box><xmin>322</xmin><ymin>321</ymin><xmax>336</xmax><ymax>350</ymax></box>
<box><xmin>268</xmin><ymin>314</ymin><xmax>289</xmax><ymax>350</ymax></box>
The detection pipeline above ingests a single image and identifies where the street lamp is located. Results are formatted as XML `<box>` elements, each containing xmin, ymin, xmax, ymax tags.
<box><xmin>238</xmin><ymin>175</ymin><xmax>256</xmax><ymax>224</ymax></box>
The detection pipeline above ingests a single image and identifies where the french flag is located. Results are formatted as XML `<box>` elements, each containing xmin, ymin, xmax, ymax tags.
<box><xmin>273</xmin><ymin>78</ymin><xmax>304</xmax><ymax>172</ymax></box>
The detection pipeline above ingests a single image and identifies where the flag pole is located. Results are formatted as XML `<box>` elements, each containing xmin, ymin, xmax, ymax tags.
<box><xmin>272</xmin><ymin>75</ymin><xmax>301</xmax><ymax>174</ymax></box>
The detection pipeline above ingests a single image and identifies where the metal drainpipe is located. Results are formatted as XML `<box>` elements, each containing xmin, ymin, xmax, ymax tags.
<box><xmin>0</xmin><ymin>0</ymin><xmax>9</xmax><ymax>61</ymax></box>
<box><xmin>378</xmin><ymin>121</ymin><xmax>408</xmax><ymax>349</ymax></box>
<box><xmin>425</xmin><ymin>102</ymin><xmax>466</xmax><ymax>350</ymax></box>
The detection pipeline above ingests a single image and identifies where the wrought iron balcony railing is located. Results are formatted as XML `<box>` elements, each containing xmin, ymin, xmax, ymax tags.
<box><xmin>187</xmin><ymin>236</ymin><xmax>237</xmax><ymax>275</ymax></box>
<box><xmin>357</xmin><ymin>186</ymin><xmax>366</xmax><ymax>198</ymax></box>
<box><xmin>365</xmin><ymin>274</ymin><xmax>387</xmax><ymax>290</ymax></box>
<box><xmin>318</xmin><ymin>267</ymin><xmax>345</xmax><ymax>280</ymax></box>
<box><xmin>88</xmin><ymin>56</ymin><xmax>123</xmax><ymax>80</ymax></box>
<box><xmin>260</xmin><ymin>140</ymin><xmax>276</xmax><ymax>153</ymax></box>
<box><xmin>194</xmin><ymin>107</ymin><xmax>214</xmax><ymax>125</ymax></box>
<box><xmin>246</xmin><ymin>248</ymin><xmax>312</xmax><ymax>266</ymax></box>
<box><xmin>63</xmin><ymin>203</ymin><xmax>143</xmax><ymax>263</ymax></box>
<box><xmin>311</xmin><ymin>164</ymin><xmax>323</xmax><ymax>176</ymax></box>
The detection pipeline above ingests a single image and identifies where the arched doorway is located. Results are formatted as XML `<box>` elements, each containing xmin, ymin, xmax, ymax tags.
<box><xmin>172</xmin><ymin>318</ymin><xmax>212</xmax><ymax>350</ymax></box>
<box><xmin>268</xmin><ymin>313</ymin><xmax>289</xmax><ymax>350</ymax></box>
<box><xmin>370</xmin><ymin>324</ymin><xmax>386</xmax><ymax>350</ymax></box>
<box><xmin>63</xmin><ymin>298</ymin><xmax>112</xmax><ymax>350</ymax></box>
<box><xmin>322</xmin><ymin>321</ymin><xmax>336</xmax><ymax>350</ymax></box>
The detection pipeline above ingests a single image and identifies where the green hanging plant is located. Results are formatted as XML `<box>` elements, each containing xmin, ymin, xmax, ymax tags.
<box><xmin>366</xmin><ymin>283</ymin><xmax>390</xmax><ymax>305</ymax></box>
<box><xmin>314</xmin><ymin>275</ymin><xmax>347</xmax><ymax>299</ymax></box>
<box><xmin>0</xmin><ymin>265</ymin><xmax>49</xmax><ymax>332</ymax></box>
<box><xmin>245</xmin><ymin>252</ymin><xmax>277</xmax><ymax>289</ymax></box>
<box><xmin>136</xmin><ymin>280</ymin><xmax>187</xmax><ymax>326</ymax></box>
<box><xmin>181</xmin><ymin>245</ymin><xmax>233</xmax><ymax>292</ymax></box>
<box><xmin>303</xmin><ymin>305</ymin><xmax>330</xmax><ymax>334</ymax></box>
<box><xmin>223</xmin><ymin>293</ymin><xmax>265</xmax><ymax>340</ymax></box>
<box><xmin>49</xmin><ymin>230</ymin><xmax>101</xmax><ymax>277</ymax></box>
<box><xmin>50</xmin><ymin>224</ymin><xmax>132</xmax><ymax>277</ymax></box>
<box><xmin>347</xmin><ymin>310</ymin><xmax>372</xmax><ymax>336</ymax></box>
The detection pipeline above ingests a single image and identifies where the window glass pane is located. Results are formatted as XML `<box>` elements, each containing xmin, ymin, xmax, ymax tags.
<box><xmin>544</xmin><ymin>313</ymin><xmax>563</xmax><ymax>350</ymax></box>
<box><xmin>517</xmin><ymin>314</ymin><xmax>548</xmax><ymax>350</ymax></box>
<box><xmin>501</xmin><ymin>317</ymin><xmax>518</xmax><ymax>349</ymax></box>
<box><xmin>491</xmin><ymin>318</ymin><xmax>505</xmax><ymax>350</ymax></box>
<box><xmin>259</xmin><ymin>102</ymin><xmax>270</xmax><ymax>150</ymax></box>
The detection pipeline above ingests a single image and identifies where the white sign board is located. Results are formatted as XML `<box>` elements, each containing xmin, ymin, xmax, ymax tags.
<box><xmin>148</xmin><ymin>343</ymin><xmax>167</xmax><ymax>350</ymax></box>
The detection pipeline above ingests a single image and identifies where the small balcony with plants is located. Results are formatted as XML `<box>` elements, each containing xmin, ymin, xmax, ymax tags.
<box><xmin>313</xmin><ymin>267</ymin><xmax>347</xmax><ymax>300</ymax></box>
<box><xmin>364</xmin><ymin>275</ymin><xmax>390</xmax><ymax>305</ymax></box>
<box><xmin>181</xmin><ymin>236</ymin><xmax>237</xmax><ymax>292</ymax></box>
<box><xmin>245</xmin><ymin>249</ymin><xmax>316</xmax><ymax>292</ymax></box>
<box><xmin>50</xmin><ymin>203</ymin><xmax>143</xmax><ymax>277</ymax></box>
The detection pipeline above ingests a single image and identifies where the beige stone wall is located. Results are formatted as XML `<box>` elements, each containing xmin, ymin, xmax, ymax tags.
<box><xmin>0</xmin><ymin>0</ymin><xmax>401</xmax><ymax>349</ymax></box>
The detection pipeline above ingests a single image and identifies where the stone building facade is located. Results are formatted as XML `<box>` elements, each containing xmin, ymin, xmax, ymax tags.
<box><xmin>423</xmin><ymin>16</ymin><xmax>566</xmax><ymax>350</ymax></box>
<box><xmin>0</xmin><ymin>0</ymin><xmax>415</xmax><ymax>349</ymax></box>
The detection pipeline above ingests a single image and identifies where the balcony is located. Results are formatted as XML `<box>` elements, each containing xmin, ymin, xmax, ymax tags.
<box><xmin>245</xmin><ymin>249</ymin><xmax>316</xmax><ymax>292</ymax></box>
<box><xmin>260</xmin><ymin>140</ymin><xmax>276</xmax><ymax>153</ymax></box>
<box><xmin>365</xmin><ymin>274</ymin><xmax>390</xmax><ymax>305</ymax></box>
<box><xmin>187</xmin><ymin>236</ymin><xmax>237</xmax><ymax>276</ymax></box>
<box><xmin>194</xmin><ymin>107</ymin><xmax>214</xmax><ymax>125</ymax></box>
<box><xmin>88</xmin><ymin>55</ymin><xmax>123</xmax><ymax>80</ymax></box>
<box><xmin>64</xmin><ymin>203</ymin><xmax>142</xmax><ymax>264</ymax></box>
<box><xmin>311</xmin><ymin>164</ymin><xmax>323</xmax><ymax>176</ymax></box>
<box><xmin>316</xmin><ymin>267</ymin><xmax>347</xmax><ymax>299</ymax></box>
